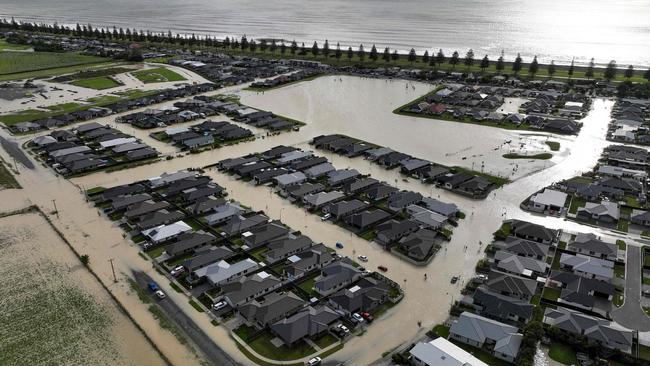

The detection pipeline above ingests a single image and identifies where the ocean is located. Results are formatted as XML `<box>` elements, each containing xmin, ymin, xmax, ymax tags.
<box><xmin>2</xmin><ymin>0</ymin><xmax>649</xmax><ymax>66</ymax></box>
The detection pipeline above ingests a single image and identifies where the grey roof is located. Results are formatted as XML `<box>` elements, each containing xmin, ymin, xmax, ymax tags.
<box><xmin>420</xmin><ymin>197</ymin><xmax>459</xmax><ymax>217</ymax></box>
<box><xmin>473</xmin><ymin>287</ymin><xmax>534</xmax><ymax>322</ymax></box>
<box><xmin>242</xmin><ymin>221</ymin><xmax>289</xmax><ymax>249</ymax></box>
<box><xmin>287</xmin><ymin>182</ymin><xmax>325</xmax><ymax>198</ymax></box>
<box><xmin>222</xmin><ymin>271</ymin><xmax>282</xmax><ymax>306</ymax></box>
<box><xmin>284</xmin><ymin>244</ymin><xmax>335</xmax><ymax>278</ymax></box>
<box><xmin>182</xmin><ymin>246</ymin><xmax>233</xmax><ymax>271</ymax></box>
<box><xmin>303</xmin><ymin>191</ymin><xmax>345</xmax><ymax>208</ymax></box>
<box><xmin>409</xmin><ymin>338</ymin><xmax>489</xmax><ymax>366</ymax></box>
<box><xmin>568</xmin><ymin>234</ymin><xmax>618</xmax><ymax>258</ymax></box>
<box><xmin>494</xmin><ymin>250</ymin><xmax>549</xmax><ymax>276</ymax></box>
<box><xmin>204</xmin><ymin>202</ymin><xmax>244</xmax><ymax>225</ymax></box>
<box><xmin>510</xmin><ymin>220</ymin><xmax>557</xmax><ymax>242</ymax></box>
<box><xmin>345</xmin><ymin>209</ymin><xmax>391</xmax><ymax>229</ymax></box>
<box><xmin>450</xmin><ymin>312</ymin><xmax>522</xmax><ymax>360</ymax></box>
<box><xmin>136</xmin><ymin>209</ymin><xmax>185</xmax><ymax>230</ymax></box>
<box><xmin>113</xmin><ymin>142</ymin><xmax>149</xmax><ymax>153</ymax></box>
<box><xmin>399</xmin><ymin>228</ymin><xmax>437</xmax><ymax>259</ymax></box>
<box><xmin>325</xmin><ymin>199</ymin><xmax>367</xmax><ymax>218</ymax></box>
<box><xmin>550</xmin><ymin>271</ymin><xmax>615</xmax><ymax>308</ymax></box>
<box><xmin>504</xmin><ymin>236</ymin><xmax>550</xmax><ymax>258</ymax></box>
<box><xmin>274</xmin><ymin>172</ymin><xmax>307</xmax><ymax>187</ymax></box>
<box><xmin>221</xmin><ymin>214</ymin><xmax>269</xmax><ymax>236</ymax></box>
<box><xmin>544</xmin><ymin>307</ymin><xmax>632</xmax><ymax>351</ymax></box>
<box><xmin>149</xmin><ymin>170</ymin><xmax>196</xmax><ymax>188</ymax></box>
<box><xmin>406</xmin><ymin>204</ymin><xmax>447</xmax><ymax>229</ymax></box>
<box><xmin>166</xmin><ymin>231</ymin><xmax>217</xmax><ymax>257</ymax></box>
<box><xmin>111</xmin><ymin>193</ymin><xmax>152</xmax><ymax>210</ymax></box>
<box><xmin>271</xmin><ymin>306</ymin><xmax>340</xmax><ymax>344</ymax></box>
<box><xmin>239</xmin><ymin>291</ymin><xmax>306</xmax><ymax>327</ymax></box>
<box><xmin>387</xmin><ymin>191</ymin><xmax>423</xmax><ymax>211</ymax></box>
<box><xmin>263</xmin><ymin>235</ymin><xmax>313</xmax><ymax>263</ymax></box>
<box><xmin>315</xmin><ymin>261</ymin><xmax>362</xmax><ymax>293</ymax></box>
<box><xmin>327</xmin><ymin>169</ymin><xmax>360</xmax><ymax>185</ymax></box>
<box><xmin>50</xmin><ymin>145</ymin><xmax>91</xmax><ymax>158</ymax></box>
<box><xmin>195</xmin><ymin>258</ymin><xmax>259</xmax><ymax>285</ymax></box>
<box><xmin>578</xmin><ymin>201</ymin><xmax>620</xmax><ymax>220</ymax></box>
<box><xmin>486</xmin><ymin>270</ymin><xmax>537</xmax><ymax>298</ymax></box>
<box><xmin>559</xmin><ymin>253</ymin><xmax>614</xmax><ymax>280</ymax></box>
<box><xmin>328</xmin><ymin>276</ymin><xmax>391</xmax><ymax>313</ymax></box>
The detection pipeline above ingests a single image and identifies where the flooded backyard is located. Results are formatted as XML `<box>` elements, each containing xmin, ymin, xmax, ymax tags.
<box><xmin>0</xmin><ymin>73</ymin><xmax>623</xmax><ymax>365</ymax></box>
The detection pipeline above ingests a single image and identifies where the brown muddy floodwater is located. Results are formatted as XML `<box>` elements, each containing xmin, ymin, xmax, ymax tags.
<box><xmin>0</xmin><ymin>74</ymin><xmax>621</xmax><ymax>366</ymax></box>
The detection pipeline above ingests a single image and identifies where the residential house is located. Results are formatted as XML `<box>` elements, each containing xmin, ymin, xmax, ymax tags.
<box><xmin>559</xmin><ymin>253</ymin><xmax>614</xmax><ymax>282</ymax></box>
<box><xmin>398</xmin><ymin>229</ymin><xmax>438</xmax><ymax>261</ymax></box>
<box><xmin>576</xmin><ymin>201</ymin><xmax>620</xmax><ymax>223</ymax></box>
<box><xmin>567</xmin><ymin>233</ymin><xmax>618</xmax><ymax>261</ymax></box>
<box><xmin>509</xmin><ymin>220</ymin><xmax>558</xmax><ymax>244</ymax></box>
<box><xmin>494</xmin><ymin>251</ymin><xmax>549</xmax><ymax>278</ymax></box>
<box><xmin>221</xmin><ymin>271</ymin><xmax>283</xmax><ymax>306</ymax></box>
<box><xmin>271</xmin><ymin>306</ymin><xmax>340</xmax><ymax>345</ymax></box>
<box><xmin>194</xmin><ymin>258</ymin><xmax>259</xmax><ymax>286</ymax></box>
<box><xmin>375</xmin><ymin>219</ymin><xmax>420</xmax><ymax>245</ymax></box>
<box><xmin>472</xmin><ymin>287</ymin><xmax>534</xmax><ymax>324</ymax></box>
<box><xmin>410</xmin><ymin>337</ymin><xmax>489</xmax><ymax>366</ymax></box>
<box><xmin>314</xmin><ymin>261</ymin><xmax>363</xmax><ymax>296</ymax></box>
<box><xmin>345</xmin><ymin>209</ymin><xmax>391</xmax><ymax>231</ymax></box>
<box><xmin>449</xmin><ymin>312</ymin><xmax>522</xmax><ymax>363</ymax></box>
<box><xmin>239</xmin><ymin>291</ymin><xmax>306</xmax><ymax>329</ymax></box>
<box><xmin>165</xmin><ymin>231</ymin><xmax>218</xmax><ymax>258</ymax></box>
<box><xmin>262</xmin><ymin>235</ymin><xmax>313</xmax><ymax>263</ymax></box>
<box><xmin>527</xmin><ymin>189</ymin><xmax>567</xmax><ymax>214</ymax></box>
<box><xmin>241</xmin><ymin>221</ymin><xmax>290</xmax><ymax>249</ymax></box>
<box><xmin>142</xmin><ymin>221</ymin><xmax>192</xmax><ymax>244</ymax></box>
<box><xmin>485</xmin><ymin>270</ymin><xmax>537</xmax><ymax>301</ymax></box>
<box><xmin>327</xmin><ymin>276</ymin><xmax>391</xmax><ymax>315</ymax></box>
<box><xmin>283</xmin><ymin>244</ymin><xmax>336</xmax><ymax>280</ymax></box>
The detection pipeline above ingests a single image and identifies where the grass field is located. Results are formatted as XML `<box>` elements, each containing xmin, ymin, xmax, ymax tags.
<box><xmin>0</xmin><ymin>161</ymin><xmax>20</xmax><ymax>189</ymax></box>
<box><xmin>548</xmin><ymin>343</ymin><xmax>578</xmax><ymax>365</ymax></box>
<box><xmin>131</xmin><ymin>67</ymin><xmax>186</xmax><ymax>83</ymax></box>
<box><xmin>545</xmin><ymin>141</ymin><xmax>561</xmax><ymax>151</ymax></box>
<box><xmin>0</xmin><ymin>39</ymin><xmax>32</xmax><ymax>51</ymax></box>
<box><xmin>71</xmin><ymin>76</ymin><xmax>120</xmax><ymax>90</ymax></box>
<box><xmin>0</xmin><ymin>51</ymin><xmax>108</xmax><ymax>77</ymax></box>
<box><xmin>503</xmin><ymin>152</ymin><xmax>553</xmax><ymax>160</ymax></box>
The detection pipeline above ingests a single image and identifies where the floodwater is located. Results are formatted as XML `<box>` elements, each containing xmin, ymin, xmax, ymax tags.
<box><xmin>0</xmin><ymin>73</ymin><xmax>624</xmax><ymax>365</ymax></box>
<box><xmin>2</xmin><ymin>0</ymin><xmax>650</xmax><ymax>66</ymax></box>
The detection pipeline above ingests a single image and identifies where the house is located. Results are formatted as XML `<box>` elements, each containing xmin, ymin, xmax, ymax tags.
<box><xmin>527</xmin><ymin>189</ymin><xmax>567</xmax><ymax>214</ymax></box>
<box><xmin>221</xmin><ymin>271</ymin><xmax>283</xmax><ymax>306</ymax></box>
<box><xmin>262</xmin><ymin>235</ymin><xmax>313</xmax><ymax>263</ymax></box>
<box><xmin>327</xmin><ymin>169</ymin><xmax>360</xmax><ymax>186</ymax></box>
<box><xmin>509</xmin><ymin>220</ymin><xmax>558</xmax><ymax>244</ymax></box>
<box><xmin>271</xmin><ymin>306</ymin><xmax>340</xmax><ymax>345</ymax></box>
<box><xmin>323</xmin><ymin>199</ymin><xmax>367</xmax><ymax>220</ymax></box>
<box><xmin>567</xmin><ymin>233</ymin><xmax>618</xmax><ymax>261</ymax></box>
<box><xmin>387</xmin><ymin>191</ymin><xmax>423</xmax><ymax>212</ymax></box>
<box><xmin>238</xmin><ymin>291</ymin><xmax>306</xmax><ymax>328</ymax></box>
<box><xmin>449</xmin><ymin>312</ymin><xmax>522</xmax><ymax>363</ymax></box>
<box><xmin>344</xmin><ymin>177</ymin><xmax>379</xmax><ymax>194</ymax></box>
<box><xmin>124</xmin><ymin>200</ymin><xmax>170</xmax><ymax>220</ymax></box>
<box><xmin>406</xmin><ymin>205</ymin><xmax>447</xmax><ymax>229</ymax></box>
<box><xmin>631</xmin><ymin>209</ymin><xmax>650</xmax><ymax>228</ymax></box>
<box><xmin>364</xmin><ymin>147</ymin><xmax>393</xmax><ymax>161</ymax></box>
<box><xmin>204</xmin><ymin>203</ymin><xmax>244</xmax><ymax>226</ymax></box>
<box><xmin>302</xmin><ymin>191</ymin><xmax>345</xmax><ymax>210</ymax></box>
<box><xmin>252</xmin><ymin>168</ymin><xmax>288</xmax><ymax>185</ymax></box>
<box><xmin>182</xmin><ymin>246</ymin><xmax>233</xmax><ymax>272</ymax></box>
<box><xmin>494</xmin><ymin>251</ymin><xmax>549</xmax><ymax>278</ymax></box>
<box><xmin>274</xmin><ymin>172</ymin><xmax>307</xmax><ymax>190</ymax></box>
<box><xmin>472</xmin><ymin>287</ymin><xmax>534</xmax><ymax>324</ymax></box>
<box><xmin>149</xmin><ymin>170</ymin><xmax>196</xmax><ymax>188</ymax></box>
<box><xmin>303</xmin><ymin>163</ymin><xmax>335</xmax><ymax>179</ymax></box>
<box><xmin>543</xmin><ymin>307</ymin><xmax>633</xmax><ymax>353</ymax></box>
<box><xmin>283</xmin><ymin>244</ymin><xmax>336</xmax><ymax>280</ymax></box>
<box><xmin>194</xmin><ymin>258</ymin><xmax>259</xmax><ymax>286</ymax></box>
<box><xmin>375</xmin><ymin>219</ymin><xmax>420</xmax><ymax>245</ymax></box>
<box><xmin>549</xmin><ymin>271</ymin><xmax>615</xmax><ymax>310</ymax></box>
<box><xmin>420</xmin><ymin>197</ymin><xmax>459</xmax><ymax>218</ymax></box>
<box><xmin>241</xmin><ymin>221</ymin><xmax>290</xmax><ymax>249</ymax></box>
<box><xmin>398</xmin><ymin>229</ymin><xmax>438</xmax><ymax>261</ymax></box>
<box><xmin>345</xmin><ymin>209</ymin><xmax>391</xmax><ymax>231</ymax></box>
<box><xmin>220</xmin><ymin>214</ymin><xmax>269</xmax><ymax>236</ymax></box>
<box><xmin>559</xmin><ymin>253</ymin><xmax>614</xmax><ymax>282</ymax></box>
<box><xmin>286</xmin><ymin>183</ymin><xmax>325</xmax><ymax>200</ymax></box>
<box><xmin>577</xmin><ymin>201</ymin><xmax>620</xmax><ymax>223</ymax></box>
<box><xmin>165</xmin><ymin>231</ymin><xmax>218</xmax><ymax>258</ymax></box>
<box><xmin>485</xmin><ymin>270</ymin><xmax>537</xmax><ymax>300</ymax></box>
<box><xmin>502</xmin><ymin>236</ymin><xmax>550</xmax><ymax>261</ymax></box>
<box><xmin>142</xmin><ymin>221</ymin><xmax>192</xmax><ymax>244</ymax></box>
<box><xmin>314</xmin><ymin>261</ymin><xmax>363</xmax><ymax>296</ymax></box>
<box><xmin>410</xmin><ymin>337</ymin><xmax>489</xmax><ymax>366</ymax></box>
<box><xmin>364</xmin><ymin>183</ymin><xmax>398</xmax><ymax>201</ymax></box>
<box><xmin>135</xmin><ymin>209</ymin><xmax>185</xmax><ymax>230</ymax></box>
<box><xmin>183</xmin><ymin>135</ymin><xmax>214</xmax><ymax>149</ymax></box>
<box><xmin>327</xmin><ymin>276</ymin><xmax>391</xmax><ymax>315</ymax></box>
<box><xmin>400</xmin><ymin>159</ymin><xmax>431</xmax><ymax>175</ymax></box>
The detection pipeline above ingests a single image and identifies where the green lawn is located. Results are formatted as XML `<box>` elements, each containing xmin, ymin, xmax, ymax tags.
<box><xmin>0</xmin><ymin>39</ymin><xmax>32</xmax><ymax>50</ymax></box>
<box><xmin>146</xmin><ymin>245</ymin><xmax>166</xmax><ymax>259</ymax></box>
<box><xmin>71</xmin><ymin>76</ymin><xmax>120</xmax><ymax>90</ymax></box>
<box><xmin>614</xmin><ymin>263</ymin><xmax>625</xmax><ymax>279</ymax></box>
<box><xmin>542</xmin><ymin>287</ymin><xmax>561</xmax><ymax>302</ymax></box>
<box><xmin>545</xmin><ymin>141</ymin><xmax>561</xmax><ymax>151</ymax></box>
<box><xmin>0</xmin><ymin>162</ymin><xmax>20</xmax><ymax>189</ymax></box>
<box><xmin>298</xmin><ymin>277</ymin><xmax>319</xmax><ymax>298</ymax></box>
<box><xmin>312</xmin><ymin>333</ymin><xmax>338</xmax><ymax>349</ymax></box>
<box><xmin>617</xmin><ymin>240</ymin><xmax>627</xmax><ymax>251</ymax></box>
<box><xmin>568</xmin><ymin>196</ymin><xmax>586</xmax><ymax>214</ymax></box>
<box><xmin>188</xmin><ymin>299</ymin><xmax>205</xmax><ymax>313</ymax></box>
<box><xmin>617</xmin><ymin>219</ymin><xmax>630</xmax><ymax>233</ymax></box>
<box><xmin>131</xmin><ymin>67</ymin><xmax>186</xmax><ymax>83</ymax></box>
<box><xmin>0</xmin><ymin>51</ymin><xmax>108</xmax><ymax>76</ymax></box>
<box><xmin>548</xmin><ymin>342</ymin><xmax>579</xmax><ymax>365</ymax></box>
<box><xmin>243</xmin><ymin>330</ymin><xmax>316</xmax><ymax>361</ymax></box>
<box><xmin>502</xmin><ymin>152</ymin><xmax>553</xmax><ymax>160</ymax></box>
<box><xmin>433</xmin><ymin>324</ymin><xmax>450</xmax><ymax>338</ymax></box>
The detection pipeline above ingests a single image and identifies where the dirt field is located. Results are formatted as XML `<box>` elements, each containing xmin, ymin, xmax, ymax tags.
<box><xmin>0</xmin><ymin>211</ymin><xmax>166</xmax><ymax>366</ymax></box>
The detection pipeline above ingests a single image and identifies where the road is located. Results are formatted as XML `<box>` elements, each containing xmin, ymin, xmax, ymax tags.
<box><xmin>132</xmin><ymin>271</ymin><xmax>242</xmax><ymax>366</ymax></box>
<box><xmin>612</xmin><ymin>246</ymin><xmax>650</xmax><ymax>331</ymax></box>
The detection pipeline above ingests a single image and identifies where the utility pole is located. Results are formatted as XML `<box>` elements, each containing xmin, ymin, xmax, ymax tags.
<box><xmin>108</xmin><ymin>258</ymin><xmax>117</xmax><ymax>283</ymax></box>
<box><xmin>12</xmin><ymin>156</ymin><xmax>18</xmax><ymax>171</ymax></box>
<box><xmin>52</xmin><ymin>199</ymin><xmax>59</xmax><ymax>218</ymax></box>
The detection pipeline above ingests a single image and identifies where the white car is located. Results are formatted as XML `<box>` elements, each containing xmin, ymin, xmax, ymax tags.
<box><xmin>212</xmin><ymin>301</ymin><xmax>227</xmax><ymax>311</ymax></box>
<box><xmin>307</xmin><ymin>356</ymin><xmax>322</xmax><ymax>366</ymax></box>
<box><xmin>155</xmin><ymin>290</ymin><xmax>166</xmax><ymax>299</ymax></box>
<box><xmin>170</xmin><ymin>265</ymin><xmax>185</xmax><ymax>277</ymax></box>
<box><xmin>352</xmin><ymin>313</ymin><xmax>364</xmax><ymax>323</ymax></box>
<box><xmin>357</xmin><ymin>255</ymin><xmax>368</xmax><ymax>262</ymax></box>
<box><xmin>321</xmin><ymin>213</ymin><xmax>331</xmax><ymax>221</ymax></box>
<box><xmin>337</xmin><ymin>324</ymin><xmax>350</xmax><ymax>333</ymax></box>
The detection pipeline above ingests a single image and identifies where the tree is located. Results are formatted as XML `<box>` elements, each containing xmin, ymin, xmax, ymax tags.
<box><xmin>422</xmin><ymin>50</ymin><xmax>430</xmax><ymax>65</ymax></box>
<box><xmin>80</xmin><ymin>254</ymin><xmax>90</xmax><ymax>266</ymax></box>
<box><xmin>370</xmin><ymin>44</ymin><xmax>378</xmax><ymax>61</ymax></box>
<box><xmin>528</xmin><ymin>56</ymin><xmax>539</xmax><ymax>77</ymax></box>
<box><xmin>480</xmin><ymin>55</ymin><xmax>489</xmax><ymax>73</ymax></box>
<box><xmin>260</xmin><ymin>39</ymin><xmax>268</xmax><ymax>52</ymax></box>
<box><xmin>280</xmin><ymin>41</ymin><xmax>286</xmax><ymax>54</ymax></box>
<box><xmin>241</xmin><ymin>35</ymin><xmax>249</xmax><ymax>50</ymax></box>
<box><xmin>347</xmin><ymin>46</ymin><xmax>353</xmax><ymax>61</ymax></box>
<box><xmin>311</xmin><ymin>41</ymin><xmax>319</xmax><ymax>56</ymax></box>
<box><xmin>625</xmin><ymin>65</ymin><xmax>634</xmax><ymax>79</ymax></box>
<box><xmin>464</xmin><ymin>49</ymin><xmax>474</xmax><ymax>70</ymax></box>
<box><xmin>290</xmin><ymin>40</ymin><xmax>297</xmax><ymax>55</ymax></box>
<box><xmin>299</xmin><ymin>42</ymin><xmax>306</xmax><ymax>55</ymax></box>
<box><xmin>382</xmin><ymin>47</ymin><xmax>390</xmax><ymax>62</ymax></box>
<box><xmin>548</xmin><ymin>60</ymin><xmax>556</xmax><ymax>78</ymax></box>
<box><xmin>335</xmin><ymin>42</ymin><xmax>342</xmax><ymax>60</ymax></box>
<box><xmin>496</xmin><ymin>50</ymin><xmax>505</xmax><ymax>74</ymax></box>
<box><xmin>408</xmin><ymin>48</ymin><xmax>416</xmax><ymax>63</ymax></box>
<box><xmin>604</xmin><ymin>60</ymin><xmax>617</xmax><ymax>81</ymax></box>
<box><xmin>449</xmin><ymin>51</ymin><xmax>459</xmax><ymax>70</ymax></box>
<box><xmin>357</xmin><ymin>44</ymin><xmax>365</xmax><ymax>61</ymax></box>
<box><xmin>323</xmin><ymin>39</ymin><xmax>330</xmax><ymax>58</ymax></box>
<box><xmin>435</xmin><ymin>49</ymin><xmax>445</xmax><ymax>67</ymax></box>
<box><xmin>644</xmin><ymin>68</ymin><xmax>650</xmax><ymax>83</ymax></box>
<box><xmin>512</xmin><ymin>53</ymin><xmax>523</xmax><ymax>75</ymax></box>
<box><xmin>391</xmin><ymin>50</ymin><xmax>399</xmax><ymax>62</ymax></box>
<box><xmin>270</xmin><ymin>40</ymin><xmax>277</xmax><ymax>53</ymax></box>
<box><xmin>249</xmin><ymin>40</ymin><xmax>257</xmax><ymax>53</ymax></box>
<box><xmin>586</xmin><ymin>57</ymin><xmax>595</xmax><ymax>79</ymax></box>
<box><xmin>568</xmin><ymin>58</ymin><xmax>575</xmax><ymax>79</ymax></box>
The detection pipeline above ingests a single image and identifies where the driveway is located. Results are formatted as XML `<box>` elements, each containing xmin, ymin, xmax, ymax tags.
<box><xmin>612</xmin><ymin>245</ymin><xmax>650</xmax><ymax>331</ymax></box>
<box><xmin>133</xmin><ymin>271</ymin><xmax>241</xmax><ymax>366</ymax></box>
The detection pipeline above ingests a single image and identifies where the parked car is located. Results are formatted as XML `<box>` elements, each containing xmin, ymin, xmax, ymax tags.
<box><xmin>148</xmin><ymin>282</ymin><xmax>160</xmax><ymax>292</ymax></box>
<box><xmin>643</xmin><ymin>290</ymin><xmax>650</xmax><ymax>298</ymax></box>
<box><xmin>361</xmin><ymin>312</ymin><xmax>374</xmax><ymax>323</ymax></box>
<box><xmin>212</xmin><ymin>301</ymin><xmax>227</xmax><ymax>311</ymax></box>
<box><xmin>377</xmin><ymin>265</ymin><xmax>388</xmax><ymax>272</ymax></box>
<box><xmin>352</xmin><ymin>313</ymin><xmax>365</xmax><ymax>323</ymax></box>
<box><xmin>337</xmin><ymin>324</ymin><xmax>350</xmax><ymax>334</ymax></box>
<box><xmin>143</xmin><ymin>242</ymin><xmax>153</xmax><ymax>250</ymax></box>
<box><xmin>170</xmin><ymin>265</ymin><xmax>185</xmax><ymax>277</ymax></box>
<box><xmin>474</xmin><ymin>274</ymin><xmax>488</xmax><ymax>282</ymax></box>
<box><xmin>155</xmin><ymin>290</ymin><xmax>166</xmax><ymax>299</ymax></box>
<box><xmin>357</xmin><ymin>255</ymin><xmax>368</xmax><ymax>262</ymax></box>
<box><xmin>336</xmin><ymin>242</ymin><xmax>344</xmax><ymax>249</ymax></box>
<box><xmin>307</xmin><ymin>357</ymin><xmax>322</xmax><ymax>366</ymax></box>
<box><xmin>451</xmin><ymin>276</ymin><xmax>459</xmax><ymax>284</ymax></box>
<box><xmin>321</xmin><ymin>213</ymin><xmax>331</xmax><ymax>221</ymax></box>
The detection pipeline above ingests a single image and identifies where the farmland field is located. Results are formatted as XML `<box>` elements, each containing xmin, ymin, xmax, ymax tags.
<box><xmin>131</xmin><ymin>67</ymin><xmax>186</xmax><ymax>83</ymax></box>
<box><xmin>0</xmin><ymin>51</ymin><xmax>109</xmax><ymax>77</ymax></box>
<box><xmin>0</xmin><ymin>212</ymin><xmax>165</xmax><ymax>366</ymax></box>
